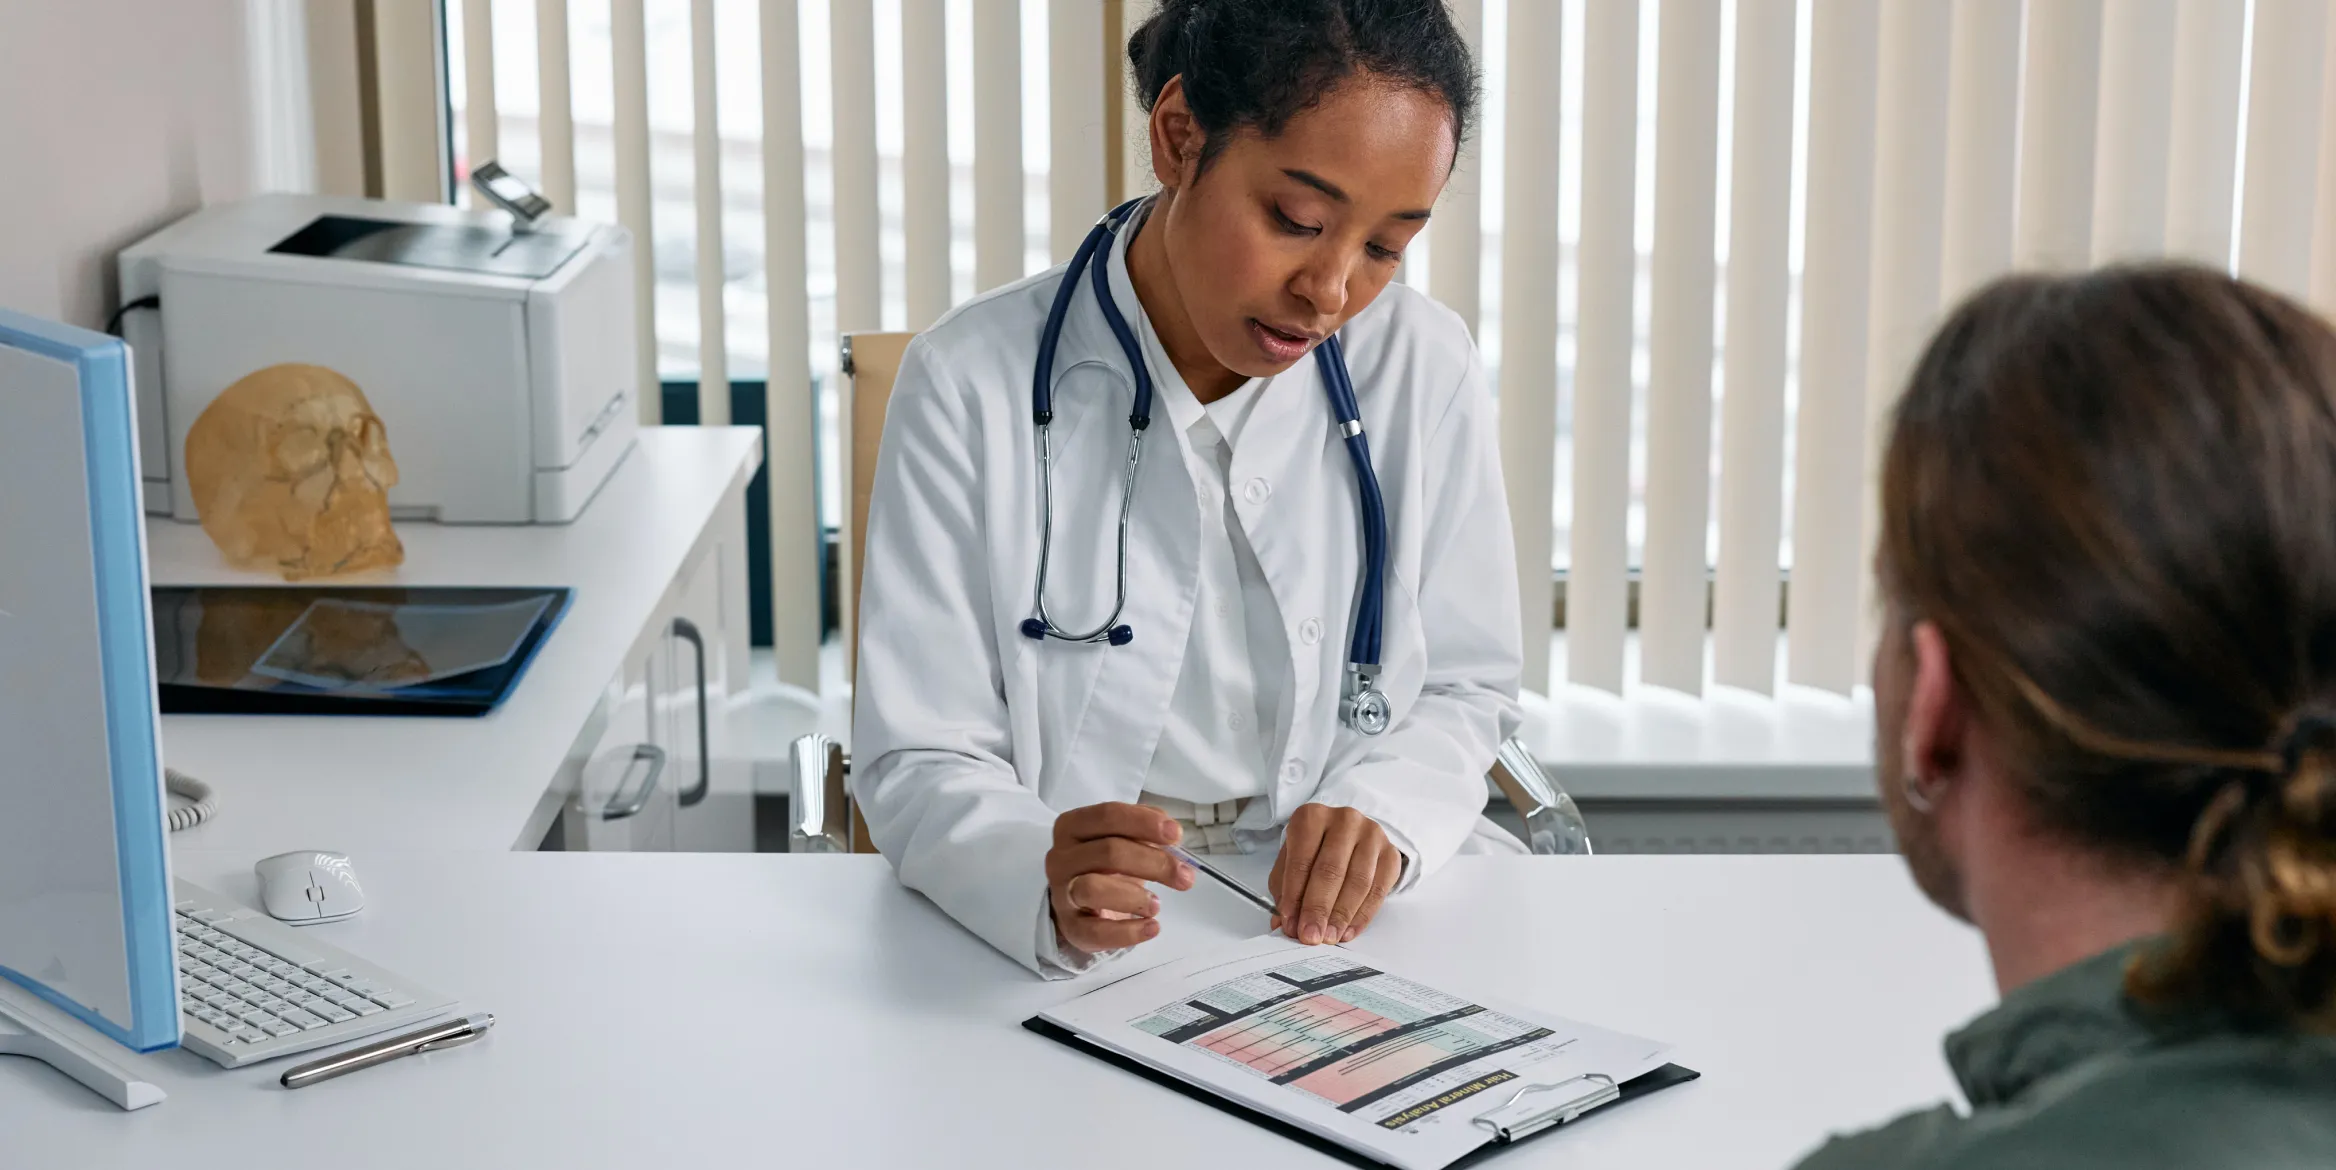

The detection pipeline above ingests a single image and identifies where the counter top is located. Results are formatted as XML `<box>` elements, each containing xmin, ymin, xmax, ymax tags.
<box><xmin>147</xmin><ymin>427</ymin><xmax>763</xmax><ymax>857</ymax></box>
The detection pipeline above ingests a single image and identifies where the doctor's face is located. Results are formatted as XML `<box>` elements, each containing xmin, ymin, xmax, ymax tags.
<box><xmin>1149</xmin><ymin>77</ymin><xmax>1454</xmax><ymax>380</ymax></box>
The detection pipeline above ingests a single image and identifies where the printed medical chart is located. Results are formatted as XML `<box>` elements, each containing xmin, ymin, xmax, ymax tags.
<box><xmin>1036</xmin><ymin>935</ymin><xmax>1674</xmax><ymax>1170</ymax></box>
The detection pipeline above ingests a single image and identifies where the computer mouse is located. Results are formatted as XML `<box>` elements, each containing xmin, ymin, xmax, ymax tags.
<box><xmin>253</xmin><ymin>850</ymin><xmax>366</xmax><ymax>924</ymax></box>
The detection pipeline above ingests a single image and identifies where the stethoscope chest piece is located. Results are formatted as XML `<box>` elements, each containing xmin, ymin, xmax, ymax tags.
<box><xmin>1342</xmin><ymin>667</ymin><xmax>1391</xmax><ymax>736</ymax></box>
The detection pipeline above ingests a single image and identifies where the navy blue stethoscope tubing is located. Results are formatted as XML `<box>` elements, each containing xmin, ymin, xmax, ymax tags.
<box><xmin>1023</xmin><ymin>196</ymin><xmax>1388</xmax><ymax>677</ymax></box>
<box><xmin>1318</xmin><ymin>333</ymin><xmax>1387</xmax><ymax>667</ymax></box>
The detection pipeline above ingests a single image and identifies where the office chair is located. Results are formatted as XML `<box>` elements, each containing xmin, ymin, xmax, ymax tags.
<box><xmin>788</xmin><ymin>332</ymin><xmax>1592</xmax><ymax>857</ymax></box>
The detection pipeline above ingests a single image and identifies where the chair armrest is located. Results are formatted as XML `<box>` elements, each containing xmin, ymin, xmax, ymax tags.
<box><xmin>787</xmin><ymin>734</ymin><xmax>851</xmax><ymax>853</ymax></box>
<box><xmin>1488</xmin><ymin>738</ymin><xmax>1593</xmax><ymax>855</ymax></box>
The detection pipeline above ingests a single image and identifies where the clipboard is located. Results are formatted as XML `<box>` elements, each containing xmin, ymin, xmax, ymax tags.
<box><xmin>1022</xmin><ymin>1016</ymin><xmax>1700</xmax><ymax>1169</ymax></box>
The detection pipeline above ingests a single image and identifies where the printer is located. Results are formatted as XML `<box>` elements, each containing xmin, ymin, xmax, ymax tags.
<box><xmin>118</xmin><ymin>193</ymin><xmax>640</xmax><ymax>524</ymax></box>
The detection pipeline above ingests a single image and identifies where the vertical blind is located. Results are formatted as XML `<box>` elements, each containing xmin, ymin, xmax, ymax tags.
<box><xmin>448</xmin><ymin>0</ymin><xmax>2336</xmax><ymax>702</ymax></box>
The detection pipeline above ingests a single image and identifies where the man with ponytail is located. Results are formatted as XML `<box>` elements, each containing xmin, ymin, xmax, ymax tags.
<box><xmin>1795</xmin><ymin>266</ymin><xmax>2336</xmax><ymax>1168</ymax></box>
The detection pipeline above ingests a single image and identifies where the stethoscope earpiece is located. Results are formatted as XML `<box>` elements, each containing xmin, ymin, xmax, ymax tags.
<box><xmin>1022</xmin><ymin>195</ymin><xmax>1389</xmax><ymax>734</ymax></box>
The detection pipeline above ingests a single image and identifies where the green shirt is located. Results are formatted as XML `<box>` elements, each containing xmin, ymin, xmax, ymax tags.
<box><xmin>1793</xmin><ymin>943</ymin><xmax>2336</xmax><ymax>1169</ymax></box>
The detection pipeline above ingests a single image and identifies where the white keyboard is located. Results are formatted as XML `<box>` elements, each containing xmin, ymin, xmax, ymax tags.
<box><xmin>172</xmin><ymin>879</ymin><xmax>457</xmax><ymax>1069</ymax></box>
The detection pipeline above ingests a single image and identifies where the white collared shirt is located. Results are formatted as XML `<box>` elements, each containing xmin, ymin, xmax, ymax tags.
<box><xmin>1133</xmin><ymin>306</ymin><xmax>1292</xmax><ymax>807</ymax></box>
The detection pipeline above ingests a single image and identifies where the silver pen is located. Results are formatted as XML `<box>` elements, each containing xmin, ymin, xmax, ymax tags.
<box><xmin>278</xmin><ymin>1012</ymin><xmax>497</xmax><ymax>1089</ymax></box>
<box><xmin>1168</xmin><ymin>845</ymin><xmax>1279</xmax><ymax>917</ymax></box>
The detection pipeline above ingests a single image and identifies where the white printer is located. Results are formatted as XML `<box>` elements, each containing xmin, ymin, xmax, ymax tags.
<box><xmin>118</xmin><ymin>193</ymin><xmax>640</xmax><ymax>524</ymax></box>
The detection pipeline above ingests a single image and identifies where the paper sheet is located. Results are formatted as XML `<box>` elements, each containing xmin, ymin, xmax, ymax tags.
<box><xmin>1038</xmin><ymin>935</ymin><xmax>1673</xmax><ymax>1170</ymax></box>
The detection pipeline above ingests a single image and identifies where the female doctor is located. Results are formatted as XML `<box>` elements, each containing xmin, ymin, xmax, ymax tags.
<box><xmin>852</xmin><ymin>0</ymin><xmax>1523</xmax><ymax>978</ymax></box>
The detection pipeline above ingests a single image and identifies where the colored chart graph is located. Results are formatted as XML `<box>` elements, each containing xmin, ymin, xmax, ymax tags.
<box><xmin>1196</xmin><ymin>994</ymin><xmax>1402</xmax><ymax>1079</ymax></box>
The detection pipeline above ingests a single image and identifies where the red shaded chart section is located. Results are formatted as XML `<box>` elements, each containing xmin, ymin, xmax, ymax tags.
<box><xmin>1287</xmin><ymin>1032</ymin><xmax>1465</xmax><ymax>1105</ymax></box>
<box><xmin>1196</xmin><ymin>994</ymin><xmax>1401</xmax><ymax>1081</ymax></box>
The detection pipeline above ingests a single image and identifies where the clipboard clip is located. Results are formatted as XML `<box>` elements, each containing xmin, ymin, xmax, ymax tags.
<box><xmin>1469</xmin><ymin>1073</ymin><xmax>1620</xmax><ymax>1143</ymax></box>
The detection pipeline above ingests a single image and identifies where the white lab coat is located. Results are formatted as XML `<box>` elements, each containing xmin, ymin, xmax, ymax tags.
<box><xmin>852</xmin><ymin>236</ymin><xmax>1524</xmax><ymax>976</ymax></box>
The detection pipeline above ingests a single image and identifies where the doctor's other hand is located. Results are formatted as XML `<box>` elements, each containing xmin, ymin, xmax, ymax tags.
<box><xmin>1269</xmin><ymin>804</ymin><xmax>1402</xmax><ymax>946</ymax></box>
<box><xmin>1046</xmin><ymin>802</ymin><xmax>1197</xmax><ymax>954</ymax></box>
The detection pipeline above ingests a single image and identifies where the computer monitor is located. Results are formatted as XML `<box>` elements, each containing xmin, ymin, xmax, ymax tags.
<box><xmin>0</xmin><ymin>307</ymin><xmax>179</xmax><ymax>1109</ymax></box>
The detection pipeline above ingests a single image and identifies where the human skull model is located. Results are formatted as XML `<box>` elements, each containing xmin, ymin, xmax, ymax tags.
<box><xmin>183</xmin><ymin>363</ymin><xmax>404</xmax><ymax>580</ymax></box>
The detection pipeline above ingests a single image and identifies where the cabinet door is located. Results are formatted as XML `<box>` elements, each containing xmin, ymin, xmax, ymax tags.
<box><xmin>566</xmin><ymin>650</ymin><xmax>677</xmax><ymax>852</ymax></box>
<box><xmin>665</xmin><ymin>542</ymin><xmax>755</xmax><ymax>852</ymax></box>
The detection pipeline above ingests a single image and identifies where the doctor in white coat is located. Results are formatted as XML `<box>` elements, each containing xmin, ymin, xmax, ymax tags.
<box><xmin>853</xmin><ymin>0</ymin><xmax>1522</xmax><ymax>978</ymax></box>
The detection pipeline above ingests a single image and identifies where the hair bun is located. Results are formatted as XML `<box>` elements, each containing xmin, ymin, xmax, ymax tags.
<box><xmin>2277</xmin><ymin>710</ymin><xmax>2336</xmax><ymax>779</ymax></box>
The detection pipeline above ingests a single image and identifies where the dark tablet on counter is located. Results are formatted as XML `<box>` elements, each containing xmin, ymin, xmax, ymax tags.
<box><xmin>150</xmin><ymin>585</ymin><xmax>571</xmax><ymax>717</ymax></box>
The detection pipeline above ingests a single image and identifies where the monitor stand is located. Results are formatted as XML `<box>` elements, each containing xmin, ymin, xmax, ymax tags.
<box><xmin>0</xmin><ymin>979</ymin><xmax>166</xmax><ymax>1110</ymax></box>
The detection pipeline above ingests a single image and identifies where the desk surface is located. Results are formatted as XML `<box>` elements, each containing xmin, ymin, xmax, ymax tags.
<box><xmin>5</xmin><ymin>853</ymin><xmax>1993</xmax><ymax>1170</ymax></box>
<box><xmin>147</xmin><ymin>427</ymin><xmax>762</xmax><ymax>858</ymax></box>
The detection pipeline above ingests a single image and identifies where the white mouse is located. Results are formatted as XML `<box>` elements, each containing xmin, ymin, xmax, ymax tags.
<box><xmin>254</xmin><ymin>850</ymin><xmax>366</xmax><ymax>924</ymax></box>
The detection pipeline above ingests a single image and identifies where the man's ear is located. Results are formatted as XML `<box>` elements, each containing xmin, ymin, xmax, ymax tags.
<box><xmin>1905</xmin><ymin>621</ymin><xmax>1971</xmax><ymax>798</ymax></box>
<box><xmin>1148</xmin><ymin>75</ymin><xmax>1204</xmax><ymax>191</ymax></box>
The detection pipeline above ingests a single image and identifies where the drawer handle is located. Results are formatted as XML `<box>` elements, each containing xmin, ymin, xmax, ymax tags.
<box><xmin>670</xmin><ymin>618</ymin><xmax>710</xmax><ymax>808</ymax></box>
<box><xmin>603</xmin><ymin>743</ymin><xmax>667</xmax><ymax>821</ymax></box>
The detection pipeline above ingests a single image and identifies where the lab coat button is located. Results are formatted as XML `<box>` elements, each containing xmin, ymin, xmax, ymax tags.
<box><xmin>1243</xmin><ymin>478</ymin><xmax>1271</xmax><ymax>504</ymax></box>
<box><xmin>1299</xmin><ymin>618</ymin><xmax>1323</xmax><ymax>646</ymax></box>
<box><xmin>1282</xmin><ymin>760</ymin><xmax>1305</xmax><ymax>783</ymax></box>
<box><xmin>1228</xmin><ymin>712</ymin><xmax>1247</xmax><ymax>731</ymax></box>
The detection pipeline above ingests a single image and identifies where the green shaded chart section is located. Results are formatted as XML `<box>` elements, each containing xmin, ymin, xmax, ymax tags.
<box><xmin>1130</xmin><ymin>955</ymin><xmax>1379</xmax><ymax>1043</ymax></box>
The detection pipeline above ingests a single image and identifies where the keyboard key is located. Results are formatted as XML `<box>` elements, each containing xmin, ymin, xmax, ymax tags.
<box><xmin>174</xmin><ymin>900</ymin><xmax>198</xmax><ymax>913</ymax></box>
<box><xmin>348</xmin><ymin>999</ymin><xmax>385</xmax><ymax>1016</ymax></box>
<box><xmin>369</xmin><ymin>990</ymin><xmax>417</xmax><ymax>1009</ymax></box>
<box><xmin>261</xmin><ymin>1020</ymin><xmax>300</xmax><ymax>1038</ymax></box>
<box><xmin>312</xmin><ymin>1002</ymin><xmax>355</xmax><ymax>1023</ymax></box>
<box><xmin>237</xmin><ymin>1009</ymin><xmax>275</xmax><ymax>1027</ymax></box>
<box><xmin>233</xmin><ymin>1027</ymin><xmax>269</xmax><ymax>1044</ymax></box>
<box><xmin>281</xmin><ymin>1010</ymin><xmax>328</xmax><ymax>1030</ymax></box>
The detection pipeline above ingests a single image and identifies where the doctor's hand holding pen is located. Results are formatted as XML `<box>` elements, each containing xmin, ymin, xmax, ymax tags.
<box><xmin>1269</xmin><ymin>805</ymin><xmax>1402</xmax><ymax>946</ymax></box>
<box><xmin>1045</xmin><ymin>801</ymin><xmax>1404</xmax><ymax>953</ymax></box>
<box><xmin>1046</xmin><ymin>803</ymin><xmax>1197</xmax><ymax>953</ymax></box>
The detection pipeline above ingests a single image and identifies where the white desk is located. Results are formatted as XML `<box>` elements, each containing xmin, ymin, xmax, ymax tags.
<box><xmin>4</xmin><ymin>852</ymin><xmax>1992</xmax><ymax>1169</ymax></box>
<box><xmin>148</xmin><ymin>426</ymin><xmax>764</xmax><ymax>858</ymax></box>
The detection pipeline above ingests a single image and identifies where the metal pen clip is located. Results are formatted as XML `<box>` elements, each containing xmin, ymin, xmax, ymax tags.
<box><xmin>1469</xmin><ymin>1073</ymin><xmax>1620</xmax><ymax>1143</ymax></box>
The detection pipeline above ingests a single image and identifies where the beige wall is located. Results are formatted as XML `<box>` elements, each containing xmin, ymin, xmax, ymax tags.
<box><xmin>0</xmin><ymin>0</ymin><xmax>255</xmax><ymax>329</ymax></box>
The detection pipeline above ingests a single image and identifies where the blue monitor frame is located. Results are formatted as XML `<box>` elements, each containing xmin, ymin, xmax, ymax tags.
<box><xmin>0</xmin><ymin>307</ymin><xmax>179</xmax><ymax>1053</ymax></box>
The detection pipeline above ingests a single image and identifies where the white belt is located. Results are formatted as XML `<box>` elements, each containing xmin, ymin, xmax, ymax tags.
<box><xmin>1137</xmin><ymin>793</ymin><xmax>1250</xmax><ymax>856</ymax></box>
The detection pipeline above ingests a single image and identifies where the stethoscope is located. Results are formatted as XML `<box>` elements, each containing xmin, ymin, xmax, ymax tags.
<box><xmin>1016</xmin><ymin>197</ymin><xmax>1392</xmax><ymax>736</ymax></box>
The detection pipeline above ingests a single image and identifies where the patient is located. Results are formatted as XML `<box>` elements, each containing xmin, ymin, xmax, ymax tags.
<box><xmin>1796</xmin><ymin>266</ymin><xmax>2336</xmax><ymax>1169</ymax></box>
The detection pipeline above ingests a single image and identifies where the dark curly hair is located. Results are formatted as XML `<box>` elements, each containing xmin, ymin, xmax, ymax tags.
<box><xmin>1127</xmin><ymin>0</ymin><xmax>1479</xmax><ymax>175</ymax></box>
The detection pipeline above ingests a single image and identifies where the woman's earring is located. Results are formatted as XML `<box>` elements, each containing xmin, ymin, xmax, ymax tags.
<box><xmin>1902</xmin><ymin>744</ymin><xmax>1939</xmax><ymax>814</ymax></box>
